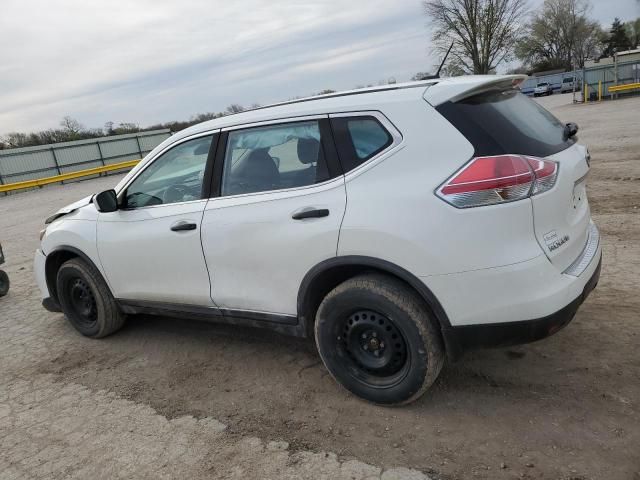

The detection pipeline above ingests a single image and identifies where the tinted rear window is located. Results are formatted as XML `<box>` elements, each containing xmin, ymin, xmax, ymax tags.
<box><xmin>436</xmin><ymin>89</ymin><xmax>574</xmax><ymax>157</ymax></box>
<box><xmin>330</xmin><ymin>116</ymin><xmax>393</xmax><ymax>173</ymax></box>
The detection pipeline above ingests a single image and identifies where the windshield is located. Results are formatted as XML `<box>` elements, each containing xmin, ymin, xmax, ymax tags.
<box><xmin>436</xmin><ymin>88</ymin><xmax>574</xmax><ymax>157</ymax></box>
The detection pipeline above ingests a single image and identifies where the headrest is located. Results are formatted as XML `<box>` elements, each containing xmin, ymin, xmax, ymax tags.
<box><xmin>247</xmin><ymin>148</ymin><xmax>272</xmax><ymax>161</ymax></box>
<box><xmin>297</xmin><ymin>137</ymin><xmax>321</xmax><ymax>164</ymax></box>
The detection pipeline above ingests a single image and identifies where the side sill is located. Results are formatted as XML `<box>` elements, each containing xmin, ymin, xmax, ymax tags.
<box><xmin>116</xmin><ymin>300</ymin><xmax>305</xmax><ymax>338</ymax></box>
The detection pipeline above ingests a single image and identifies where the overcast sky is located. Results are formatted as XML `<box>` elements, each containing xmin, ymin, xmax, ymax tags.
<box><xmin>1</xmin><ymin>0</ymin><xmax>638</xmax><ymax>134</ymax></box>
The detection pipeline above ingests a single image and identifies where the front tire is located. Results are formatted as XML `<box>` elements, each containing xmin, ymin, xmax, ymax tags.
<box><xmin>0</xmin><ymin>270</ymin><xmax>9</xmax><ymax>297</ymax></box>
<box><xmin>315</xmin><ymin>274</ymin><xmax>444</xmax><ymax>405</ymax></box>
<box><xmin>56</xmin><ymin>258</ymin><xmax>126</xmax><ymax>338</ymax></box>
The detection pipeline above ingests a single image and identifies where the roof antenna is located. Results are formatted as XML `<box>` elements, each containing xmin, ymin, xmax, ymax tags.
<box><xmin>420</xmin><ymin>42</ymin><xmax>454</xmax><ymax>80</ymax></box>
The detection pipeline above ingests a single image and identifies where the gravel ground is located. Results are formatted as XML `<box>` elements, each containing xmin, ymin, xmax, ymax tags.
<box><xmin>0</xmin><ymin>94</ymin><xmax>639</xmax><ymax>479</ymax></box>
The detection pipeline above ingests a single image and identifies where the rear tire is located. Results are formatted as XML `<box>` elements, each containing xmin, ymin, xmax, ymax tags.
<box><xmin>314</xmin><ymin>274</ymin><xmax>444</xmax><ymax>405</ymax></box>
<box><xmin>0</xmin><ymin>270</ymin><xmax>9</xmax><ymax>297</ymax></box>
<box><xmin>56</xmin><ymin>258</ymin><xmax>126</xmax><ymax>338</ymax></box>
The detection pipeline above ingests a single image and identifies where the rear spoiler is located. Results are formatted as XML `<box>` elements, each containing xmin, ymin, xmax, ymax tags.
<box><xmin>423</xmin><ymin>75</ymin><xmax>527</xmax><ymax>106</ymax></box>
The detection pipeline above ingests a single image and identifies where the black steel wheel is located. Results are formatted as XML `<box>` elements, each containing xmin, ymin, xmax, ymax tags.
<box><xmin>339</xmin><ymin>310</ymin><xmax>410</xmax><ymax>388</ymax></box>
<box><xmin>0</xmin><ymin>270</ymin><xmax>9</xmax><ymax>297</ymax></box>
<box><xmin>67</xmin><ymin>278</ymin><xmax>98</xmax><ymax>329</ymax></box>
<box><xmin>56</xmin><ymin>258</ymin><xmax>126</xmax><ymax>338</ymax></box>
<box><xmin>315</xmin><ymin>274</ymin><xmax>444</xmax><ymax>405</ymax></box>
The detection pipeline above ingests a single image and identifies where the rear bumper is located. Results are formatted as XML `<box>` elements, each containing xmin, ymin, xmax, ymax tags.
<box><xmin>441</xmin><ymin>255</ymin><xmax>600</xmax><ymax>359</ymax></box>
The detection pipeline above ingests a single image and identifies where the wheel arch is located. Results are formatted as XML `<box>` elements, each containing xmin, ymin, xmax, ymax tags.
<box><xmin>297</xmin><ymin>256</ymin><xmax>453</xmax><ymax>344</ymax></box>
<box><xmin>45</xmin><ymin>246</ymin><xmax>110</xmax><ymax>307</ymax></box>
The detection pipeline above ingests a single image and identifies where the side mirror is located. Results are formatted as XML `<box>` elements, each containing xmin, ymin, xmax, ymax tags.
<box><xmin>94</xmin><ymin>189</ymin><xmax>118</xmax><ymax>213</ymax></box>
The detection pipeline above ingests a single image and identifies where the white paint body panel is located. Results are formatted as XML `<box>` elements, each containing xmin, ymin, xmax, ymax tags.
<box><xmin>96</xmin><ymin>201</ymin><xmax>212</xmax><ymax>305</ymax></box>
<box><xmin>426</xmin><ymin>235</ymin><xmax>601</xmax><ymax>326</ymax></box>
<box><xmin>40</xmin><ymin>209</ymin><xmax>104</xmax><ymax>276</ymax></box>
<box><xmin>337</xmin><ymin>98</ymin><xmax>543</xmax><ymax>276</ymax></box>
<box><xmin>201</xmin><ymin>178</ymin><xmax>346</xmax><ymax>315</ymax></box>
<box><xmin>34</xmin><ymin>249</ymin><xmax>49</xmax><ymax>299</ymax></box>
<box><xmin>530</xmin><ymin>143</ymin><xmax>591</xmax><ymax>271</ymax></box>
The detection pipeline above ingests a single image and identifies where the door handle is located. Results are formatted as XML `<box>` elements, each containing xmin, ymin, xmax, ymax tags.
<box><xmin>170</xmin><ymin>222</ymin><xmax>197</xmax><ymax>232</ymax></box>
<box><xmin>291</xmin><ymin>208</ymin><xmax>330</xmax><ymax>220</ymax></box>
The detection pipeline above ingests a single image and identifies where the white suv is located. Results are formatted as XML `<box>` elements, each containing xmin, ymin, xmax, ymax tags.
<box><xmin>35</xmin><ymin>75</ymin><xmax>601</xmax><ymax>405</ymax></box>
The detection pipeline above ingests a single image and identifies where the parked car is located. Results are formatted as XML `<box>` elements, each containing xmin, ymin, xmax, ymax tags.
<box><xmin>35</xmin><ymin>75</ymin><xmax>601</xmax><ymax>405</ymax></box>
<box><xmin>0</xmin><ymin>243</ymin><xmax>9</xmax><ymax>297</ymax></box>
<box><xmin>560</xmin><ymin>77</ymin><xmax>581</xmax><ymax>93</ymax></box>
<box><xmin>534</xmin><ymin>82</ymin><xmax>553</xmax><ymax>96</ymax></box>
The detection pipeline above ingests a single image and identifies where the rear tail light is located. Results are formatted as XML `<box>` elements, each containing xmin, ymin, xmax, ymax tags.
<box><xmin>436</xmin><ymin>155</ymin><xmax>558</xmax><ymax>208</ymax></box>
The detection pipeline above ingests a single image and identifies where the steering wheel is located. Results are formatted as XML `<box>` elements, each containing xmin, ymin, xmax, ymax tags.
<box><xmin>162</xmin><ymin>184</ymin><xmax>188</xmax><ymax>204</ymax></box>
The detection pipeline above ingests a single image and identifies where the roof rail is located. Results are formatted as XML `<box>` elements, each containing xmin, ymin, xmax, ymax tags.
<box><xmin>245</xmin><ymin>80</ymin><xmax>439</xmax><ymax>114</ymax></box>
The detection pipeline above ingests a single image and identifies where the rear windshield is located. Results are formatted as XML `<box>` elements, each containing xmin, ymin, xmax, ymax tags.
<box><xmin>436</xmin><ymin>89</ymin><xmax>574</xmax><ymax>157</ymax></box>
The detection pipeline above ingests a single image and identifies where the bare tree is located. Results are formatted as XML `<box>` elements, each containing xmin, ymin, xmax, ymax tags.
<box><xmin>625</xmin><ymin>18</ymin><xmax>640</xmax><ymax>48</ymax></box>
<box><xmin>573</xmin><ymin>18</ymin><xmax>606</xmax><ymax>66</ymax></box>
<box><xmin>225</xmin><ymin>104</ymin><xmax>245</xmax><ymax>114</ymax></box>
<box><xmin>516</xmin><ymin>0</ymin><xmax>604</xmax><ymax>70</ymax></box>
<box><xmin>59</xmin><ymin>116</ymin><xmax>84</xmax><ymax>136</ymax></box>
<box><xmin>104</xmin><ymin>121</ymin><xmax>115</xmax><ymax>135</ymax></box>
<box><xmin>423</xmin><ymin>0</ymin><xmax>529</xmax><ymax>74</ymax></box>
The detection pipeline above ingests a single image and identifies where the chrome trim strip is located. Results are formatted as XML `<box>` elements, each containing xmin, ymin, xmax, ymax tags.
<box><xmin>564</xmin><ymin>221</ymin><xmax>600</xmax><ymax>277</ymax></box>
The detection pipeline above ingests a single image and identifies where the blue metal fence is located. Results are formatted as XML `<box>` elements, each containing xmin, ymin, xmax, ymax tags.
<box><xmin>0</xmin><ymin>129</ymin><xmax>171</xmax><ymax>189</ymax></box>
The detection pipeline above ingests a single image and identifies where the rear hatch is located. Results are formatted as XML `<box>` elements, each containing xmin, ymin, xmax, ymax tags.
<box><xmin>531</xmin><ymin>143</ymin><xmax>590</xmax><ymax>271</ymax></box>
<box><xmin>431</xmin><ymin>80</ymin><xmax>591</xmax><ymax>271</ymax></box>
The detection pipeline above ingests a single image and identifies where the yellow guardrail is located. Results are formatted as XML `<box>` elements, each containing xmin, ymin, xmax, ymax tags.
<box><xmin>608</xmin><ymin>82</ymin><xmax>640</xmax><ymax>93</ymax></box>
<box><xmin>0</xmin><ymin>159</ymin><xmax>140</xmax><ymax>193</ymax></box>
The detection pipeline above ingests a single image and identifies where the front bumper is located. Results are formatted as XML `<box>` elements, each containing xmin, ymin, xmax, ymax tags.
<box><xmin>35</xmin><ymin>249</ymin><xmax>62</xmax><ymax>312</ymax></box>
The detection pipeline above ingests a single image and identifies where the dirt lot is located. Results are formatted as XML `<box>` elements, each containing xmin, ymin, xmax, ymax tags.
<box><xmin>0</xmin><ymin>93</ymin><xmax>639</xmax><ymax>479</ymax></box>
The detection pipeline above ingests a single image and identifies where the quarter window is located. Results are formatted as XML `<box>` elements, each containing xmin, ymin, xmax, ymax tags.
<box><xmin>330</xmin><ymin>116</ymin><xmax>393</xmax><ymax>173</ymax></box>
<box><xmin>125</xmin><ymin>135</ymin><xmax>213</xmax><ymax>208</ymax></box>
<box><xmin>221</xmin><ymin>120</ymin><xmax>330</xmax><ymax>196</ymax></box>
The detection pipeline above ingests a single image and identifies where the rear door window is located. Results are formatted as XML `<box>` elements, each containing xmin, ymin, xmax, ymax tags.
<box><xmin>220</xmin><ymin>120</ymin><xmax>333</xmax><ymax>196</ymax></box>
<box><xmin>436</xmin><ymin>89</ymin><xmax>574</xmax><ymax>157</ymax></box>
<box><xmin>330</xmin><ymin>116</ymin><xmax>393</xmax><ymax>173</ymax></box>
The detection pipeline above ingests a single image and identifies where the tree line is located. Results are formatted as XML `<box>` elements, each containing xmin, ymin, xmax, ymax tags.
<box><xmin>0</xmin><ymin>87</ymin><xmax>395</xmax><ymax>150</ymax></box>
<box><xmin>423</xmin><ymin>0</ymin><xmax>639</xmax><ymax>75</ymax></box>
<box><xmin>0</xmin><ymin>104</ymin><xmax>256</xmax><ymax>150</ymax></box>
<box><xmin>3</xmin><ymin>2</ymin><xmax>637</xmax><ymax>150</ymax></box>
